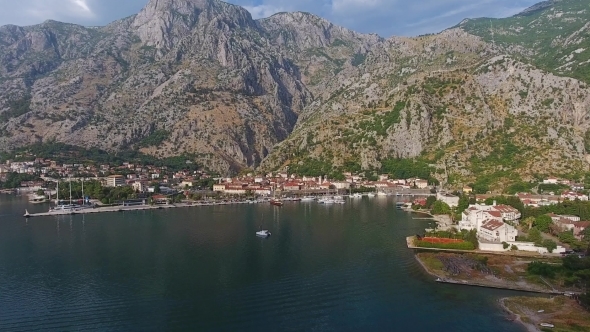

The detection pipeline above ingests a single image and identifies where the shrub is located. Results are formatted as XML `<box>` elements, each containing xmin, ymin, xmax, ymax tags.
<box><xmin>526</xmin><ymin>261</ymin><xmax>558</xmax><ymax>278</ymax></box>
<box><xmin>502</xmin><ymin>242</ymin><xmax>509</xmax><ymax>249</ymax></box>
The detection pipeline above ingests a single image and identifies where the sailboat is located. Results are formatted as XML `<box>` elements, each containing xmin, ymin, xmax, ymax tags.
<box><xmin>50</xmin><ymin>178</ymin><xmax>78</xmax><ymax>212</ymax></box>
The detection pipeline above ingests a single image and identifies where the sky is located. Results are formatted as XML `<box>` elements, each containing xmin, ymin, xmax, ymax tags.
<box><xmin>0</xmin><ymin>0</ymin><xmax>540</xmax><ymax>37</ymax></box>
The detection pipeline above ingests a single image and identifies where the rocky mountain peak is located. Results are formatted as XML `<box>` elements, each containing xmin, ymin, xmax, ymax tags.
<box><xmin>259</xmin><ymin>11</ymin><xmax>381</xmax><ymax>51</ymax></box>
<box><xmin>132</xmin><ymin>0</ymin><xmax>255</xmax><ymax>50</ymax></box>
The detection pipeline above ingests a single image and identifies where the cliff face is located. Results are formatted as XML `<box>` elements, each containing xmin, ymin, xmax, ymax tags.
<box><xmin>0</xmin><ymin>0</ymin><xmax>316</xmax><ymax>173</ymax></box>
<box><xmin>0</xmin><ymin>0</ymin><xmax>589</xmax><ymax>182</ymax></box>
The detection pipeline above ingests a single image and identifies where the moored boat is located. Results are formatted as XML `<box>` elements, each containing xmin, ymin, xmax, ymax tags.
<box><xmin>270</xmin><ymin>199</ymin><xmax>283</xmax><ymax>207</ymax></box>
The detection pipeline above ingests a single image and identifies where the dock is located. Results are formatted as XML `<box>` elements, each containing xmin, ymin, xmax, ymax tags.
<box><xmin>25</xmin><ymin>204</ymin><xmax>176</xmax><ymax>217</ymax></box>
<box><xmin>23</xmin><ymin>200</ymin><xmax>268</xmax><ymax>218</ymax></box>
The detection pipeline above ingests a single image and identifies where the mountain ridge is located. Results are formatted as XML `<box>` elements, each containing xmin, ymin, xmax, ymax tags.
<box><xmin>0</xmin><ymin>0</ymin><xmax>589</xmax><ymax>190</ymax></box>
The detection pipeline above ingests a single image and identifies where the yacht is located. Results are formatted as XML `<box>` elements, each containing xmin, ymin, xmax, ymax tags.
<box><xmin>29</xmin><ymin>194</ymin><xmax>47</xmax><ymax>204</ymax></box>
<box><xmin>318</xmin><ymin>197</ymin><xmax>335</xmax><ymax>204</ymax></box>
<box><xmin>256</xmin><ymin>230</ymin><xmax>271</xmax><ymax>237</ymax></box>
<box><xmin>300</xmin><ymin>196</ymin><xmax>315</xmax><ymax>202</ymax></box>
<box><xmin>50</xmin><ymin>204</ymin><xmax>79</xmax><ymax>212</ymax></box>
<box><xmin>367</xmin><ymin>192</ymin><xmax>376</xmax><ymax>198</ymax></box>
<box><xmin>350</xmin><ymin>193</ymin><xmax>363</xmax><ymax>198</ymax></box>
<box><xmin>377</xmin><ymin>191</ymin><xmax>388</xmax><ymax>197</ymax></box>
<box><xmin>332</xmin><ymin>195</ymin><xmax>345</xmax><ymax>204</ymax></box>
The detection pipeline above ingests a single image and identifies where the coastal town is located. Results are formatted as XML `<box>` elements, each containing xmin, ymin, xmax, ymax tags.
<box><xmin>2</xmin><ymin>157</ymin><xmax>590</xmax><ymax>330</ymax></box>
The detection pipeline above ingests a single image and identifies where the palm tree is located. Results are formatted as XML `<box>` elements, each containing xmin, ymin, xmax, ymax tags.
<box><xmin>523</xmin><ymin>216</ymin><xmax>535</xmax><ymax>230</ymax></box>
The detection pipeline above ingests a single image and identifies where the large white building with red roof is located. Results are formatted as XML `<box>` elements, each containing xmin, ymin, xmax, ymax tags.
<box><xmin>458</xmin><ymin>204</ymin><xmax>519</xmax><ymax>243</ymax></box>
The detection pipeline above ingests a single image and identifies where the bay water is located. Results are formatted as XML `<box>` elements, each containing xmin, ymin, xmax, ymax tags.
<box><xmin>0</xmin><ymin>195</ymin><xmax>525</xmax><ymax>331</ymax></box>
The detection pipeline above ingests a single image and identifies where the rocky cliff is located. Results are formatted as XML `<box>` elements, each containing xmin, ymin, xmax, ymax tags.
<box><xmin>0</xmin><ymin>0</ymin><xmax>589</xmax><ymax>185</ymax></box>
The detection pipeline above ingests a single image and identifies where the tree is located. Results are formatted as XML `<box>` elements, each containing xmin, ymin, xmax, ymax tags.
<box><xmin>431</xmin><ymin>200</ymin><xmax>451</xmax><ymax>215</ymax></box>
<box><xmin>458</xmin><ymin>195</ymin><xmax>469</xmax><ymax>213</ymax></box>
<box><xmin>542</xmin><ymin>239</ymin><xmax>557</xmax><ymax>253</ymax></box>
<box><xmin>528</xmin><ymin>228</ymin><xmax>543</xmax><ymax>246</ymax></box>
<box><xmin>425</xmin><ymin>196</ymin><xmax>437</xmax><ymax>209</ymax></box>
<box><xmin>523</xmin><ymin>217</ymin><xmax>535</xmax><ymax>230</ymax></box>
<box><xmin>534</xmin><ymin>215</ymin><xmax>553</xmax><ymax>233</ymax></box>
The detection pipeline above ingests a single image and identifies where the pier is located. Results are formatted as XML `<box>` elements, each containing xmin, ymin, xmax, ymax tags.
<box><xmin>23</xmin><ymin>200</ymin><xmax>269</xmax><ymax>218</ymax></box>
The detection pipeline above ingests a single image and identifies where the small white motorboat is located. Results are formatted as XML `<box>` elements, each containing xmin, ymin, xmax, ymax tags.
<box><xmin>539</xmin><ymin>323</ymin><xmax>554</xmax><ymax>328</ymax></box>
<box><xmin>256</xmin><ymin>230</ymin><xmax>271</xmax><ymax>237</ymax></box>
<box><xmin>367</xmin><ymin>192</ymin><xmax>376</xmax><ymax>197</ymax></box>
<box><xmin>301</xmin><ymin>196</ymin><xmax>315</xmax><ymax>202</ymax></box>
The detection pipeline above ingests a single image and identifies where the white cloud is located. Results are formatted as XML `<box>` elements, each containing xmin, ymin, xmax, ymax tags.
<box><xmin>0</xmin><ymin>0</ymin><xmax>542</xmax><ymax>37</ymax></box>
<box><xmin>244</xmin><ymin>4</ymin><xmax>285</xmax><ymax>19</ymax></box>
<box><xmin>72</xmin><ymin>0</ymin><xmax>92</xmax><ymax>14</ymax></box>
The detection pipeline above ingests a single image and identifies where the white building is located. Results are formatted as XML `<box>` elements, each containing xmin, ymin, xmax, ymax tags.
<box><xmin>332</xmin><ymin>181</ymin><xmax>351</xmax><ymax>190</ymax></box>
<box><xmin>106</xmin><ymin>175</ymin><xmax>125</xmax><ymax>187</ymax></box>
<box><xmin>132</xmin><ymin>181</ymin><xmax>147</xmax><ymax>193</ymax></box>
<box><xmin>549</xmin><ymin>214</ymin><xmax>580</xmax><ymax>223</ymax></box>
<box><xmin>478</xmin><ymin>219</ymin><xmax>518</xmax><ymax>242</ymax></box>
<box><xmin>436</xmin><ymin>192</ymin><xmax>459</xmax><ymax>207</ymax></box>
<box><xmin>459</xmin><ymin>204</ymin><xmax>519</xmax><ymax>244</ymax></box>
<box><xmin>491</xmin><ymin>204</ymin><xmax>521</xmax><ymax>222</ymax></box>
<box><xmin>561</xmin><ymin>191</ymin><xmax>589</xmax><ymax>201</ymax></box>
<box><xmin>213</xmin><ymin>184</ymin><xmax>226</xmax><ymax>192</ymax></box>
<box><xmin>415</xmin><ymin>179</ymin><xmax>429</xmax><ymax>189</ymax></box>
<box><xmin>543</xmin><ymin>177</ymin><xmax>558</xmax><ymax>184</ymax></box>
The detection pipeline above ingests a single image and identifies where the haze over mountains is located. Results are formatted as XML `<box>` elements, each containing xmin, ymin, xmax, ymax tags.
<box><xmin>0</xmin><ymin>0</ymin><xmax>589</xmax><ymax>189</ymax></box>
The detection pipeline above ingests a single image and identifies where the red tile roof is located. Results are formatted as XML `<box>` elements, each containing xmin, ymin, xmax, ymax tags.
<box><xmin>481</xmin><ymin>220</ymin><xmax>505</xmax><ymax>231</ymax></box>
<box><xmin>486</xmin><ymin>211</ymin><xmax>503</xmax><ymax>218</ymax></box>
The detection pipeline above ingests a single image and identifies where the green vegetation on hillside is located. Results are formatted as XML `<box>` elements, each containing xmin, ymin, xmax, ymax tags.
<box><xmin>138</xmin><ymin>130</ymin><xmax>170</xmax><ymax>147</ymax></box>
<box><xmin>0</xmin><ymin>173</ymin><xmax>40</xmax><ymax>189</ymax></box>
<box><xmin>0</xmin><ymin>94</ymin><xmax>32</xmax><ymax>122</ymax></box>
<box><xmin>380</xmin><ymin>157</ymin><xmax>437</xmax><ymax>184</ymax></box>
<box><xmin>2</xmin><ymin>143</ymin><xmax>203</xmax><ymax>172</ymax></box>
<box><xmin>460</xmin><ymin>0</ymin><xmax>590</xmax><ymax>82</ymax></box>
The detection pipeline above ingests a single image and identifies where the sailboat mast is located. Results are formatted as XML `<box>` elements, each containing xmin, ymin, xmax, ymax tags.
<box><xmin>69</xmin><ymin>177</ymin><xmax>72</xmax><ymax>205</ymax></box>
<box><xmin>81</xmin><ymin>179</ymin><xmax>84</xmax><ymax>205</ymax></box>
<box><xmin>56</xmin><ymin>181</ymin><xmax>59</xmax><ymax>204</ymax></box>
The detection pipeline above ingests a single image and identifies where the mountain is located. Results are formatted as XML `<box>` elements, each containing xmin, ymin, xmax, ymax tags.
<box><xmin>459</xmin><ymin>0</ymin><xmax>590</xmax><ymax>83</ymax></box>
<box><xmin>260</xmin><ymin>0</ymin><xmax>590</xmax><ymax>191</ymax></box>
<box><xmin>0</xmin><ymin>0</ymin><xmax>315</xmax><ymax>172</ymax></box>
<box><xmin>0</xmin><ymin>0</ymin><xmax>589</xmax><ymax>190</ymax></box>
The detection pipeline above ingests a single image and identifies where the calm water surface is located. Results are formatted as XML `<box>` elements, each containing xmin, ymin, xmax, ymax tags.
<box><xmin>0</xmin><ymin>195</ymin><xmax>525</xmax><ymax>331</ymax></box>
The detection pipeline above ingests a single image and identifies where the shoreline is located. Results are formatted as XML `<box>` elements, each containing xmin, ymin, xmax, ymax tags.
<box><xmin>412</xmin><ymin>249</ymin><xmax>569</xmax><ymax>294</ymax></box>
<box><xmin>498</xmin><ymin>298</ymin><xmax>539</xmax><ymax>332</ymax></box>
